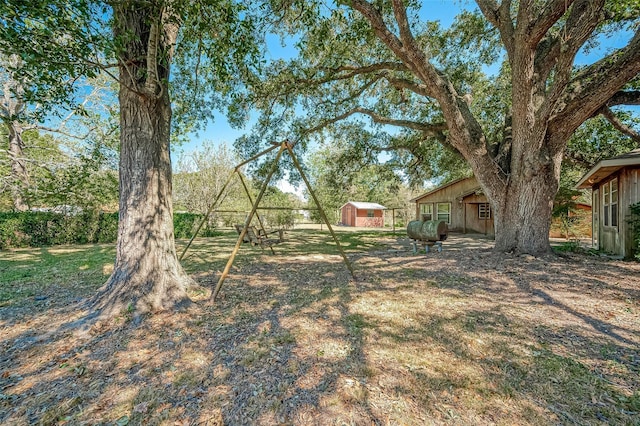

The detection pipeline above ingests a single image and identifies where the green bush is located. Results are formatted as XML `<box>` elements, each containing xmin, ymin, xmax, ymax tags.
<box><xmin>0</xmin><ymin>216</ymin><xmax>30</xmax><ymax>249</ymax></box>
<box><xmin>173</xmin><ymin>212</ymin><xmax>199</xmax><ymax>239</ymax></box>
<box><xmin>173</xmin><ymin>212</ymin><xmax>219</xmax><ymax>238</ymax></box>
<box><xmin>97</xmin><ymin>212</ymin><xmax>119</xmax><ymax>243</ymax></box>
<box><xmin>0</xmin><ymin>212</ymin><xmax>66</xmax><ymax>248</ymax></box>
<box><xmin>0</xmin><ymin>211</ymin><xmax>218</xmax><ymax>249</ymax></box>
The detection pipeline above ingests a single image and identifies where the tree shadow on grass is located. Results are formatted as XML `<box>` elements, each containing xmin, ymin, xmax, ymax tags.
<box><xmin>1</xmin><ymin>237</ymin><xmax>639</xmax><ymax>424</ymax></box>
<box><xmin>350</xmin><ymin>243</ymin><xmax>639</xmax><ymax>422</ymax></box>
<box><xmin>0</xmin><ymin>254</ymin><xmax>386</xmax><ymax>424</ymax></box>
<box><xmin>201</xmin><ymin>257</ymin><xmax>384</xmax><ymax>424</ymax></box>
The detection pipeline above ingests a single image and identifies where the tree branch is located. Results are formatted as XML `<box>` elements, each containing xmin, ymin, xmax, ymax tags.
<box><xmin>316</xmin><ymin>72</ymin><xmax>387</xmax><ymax>109</ymax></box>
<box><xmin>350</xmin><ymin>0</ymin><xmax>406</xmax><ymax>60</ymax></box>
<box><xmin>352</xmin><ymin>107</ymin><xmax>448</xmax><ymax>135</ymax></box>
<box><xmin>541</xmin><ymin>0</ymin><xmax>606</xmax><ymax>110</ymax></box>
<box><xmin>607</xmin><ymin>90</ymin><xmax>640</xmax><ymax>107</ymax></box>
<box><xmin>598</xmin><ymin>106</ymin><xmax>640</xmax><ymax>144</ymax></box>
<box><xmin>349</xmin><ymin>0</ymin><xmax>483</xmax><ymax>144</ymax></box>
<box><xmin>299</xmin><ymin>107</ymin><xmax>446</xmax><ymax>139</ymax></box>
<box><xmin>325</xmin><ymin>62</ymin><xmax>409</xmax><ymax>74</ymax></box>
<box><xmin>26</xmin><ymin>124</ymin><xmax>95</xmax><ymax>141</ymax></box>
<box><xmin>563</xmin><ymin>151</ymin><xmax>598</xmax><ymax>169</ymax></box>
<box><xmin>385</xmin><ymin>76</ymin><xmax>430</xmax><ymax>97</ymax></box>
<box><xmin>476</xmin><ymin>0</ymin><xmax>515</xmax><ymax>56</ymax></box>
<box><xmin>391</xmin><ymin>0</ymin><xmax>414</xmax><ymax>45</ymax></box>
<box><xmin>301</xmin><ymin>62</ymin><xmax>408</xmax><ymax>86</ymax></box>
<box><xmin>549</xmin><ymin>28</ymin><xmax>640</xmax><ymax>141</ymax></box>
<box><xmin>527</xmin><ymin>0</ymin><xmax>576</xmax><ymax>47</ymax></box>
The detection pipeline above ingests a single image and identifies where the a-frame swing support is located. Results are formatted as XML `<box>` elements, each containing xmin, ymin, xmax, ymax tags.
<box><xmin>179</xmin><ymin>142</ymin><xmax>281</xmax><ymax>262</ymax></box>
<box><xmin>179</xmin><ymin>140</ymin><xmax>355</xmax><ymax>301</ymax></box>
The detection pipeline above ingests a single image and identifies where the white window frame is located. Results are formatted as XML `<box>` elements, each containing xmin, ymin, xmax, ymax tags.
<box><xmin>602</xmin><ymin>178</ymin><xmax>618</xmax><ymax>228</ymax></box>
<box><xmin>436</xmin><ymin>202</ymin><xmax>451</xmax><ymax>224</ymax></box>
<box><xmin>420</xmin><ymin>203</ymin><xmax>433</xmax><ymax>221</ymax></box>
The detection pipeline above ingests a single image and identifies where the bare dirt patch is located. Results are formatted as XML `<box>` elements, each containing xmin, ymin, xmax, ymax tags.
<box><xmin>1</xmin><ymin>233</ymin><xmax>639</xmax><ymax>425</ymax></box>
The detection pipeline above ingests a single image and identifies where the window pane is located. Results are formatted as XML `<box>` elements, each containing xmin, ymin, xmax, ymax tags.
<box><xmin>420</xmin><ymin>204</ymin><xmax>432</xmax><ymax>220</ymax></box>
<box><xmin>611</xmin><ymin>204</ymin><xmax>618</xmax><ymax>227</ymax></box>
<box><xmin>604</xmin><ymin>206</ymin><xmax>609</xmax><ymax>226</ymax></box>
<box><xmin>479</xmin><ymin>203</ymin><xmax>491</xmax><ymax>219</ymax></box>
<box><xmin>436</xmin><ymin>203</ymin><xmax>450</xmax><ymax>223</ymax></box>
<box><xmin>611</xmin><ymin>179</ymin><xmax>618</xmax><ymax>203</ymax></box>
<box><xmin>437</xmin><ymin>203</ymin><xmax>450</xmax><ymax>213</ymax></box>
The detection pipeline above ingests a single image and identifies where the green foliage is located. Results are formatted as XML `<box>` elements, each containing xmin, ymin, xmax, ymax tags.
<box><xmin>2</xmin><ymin>0</ymin><xmax>266</xmax><ymax>151</ymax></box>
<box><xmin>0</xmin><ymin>1</ymin><xmax>107</xmax><ymax>115</ymax></box>
<box><xmin>552</xmin><ymin>173</ymin><xmax>584</xmax><ymax>239</ymax></box>
<box><xmin>171</xmin><ymin>1</ymin><xmax>265</xmax><ymax>138</ymax></box>
<box><xmin>1</xmin><ymin>0</ymin><xmax>266</xmax><ymax>143</ymax></box>
<box><xmin>304</xmin><ymin>143</ymin><xmax>419</xmax><ymax>225</ymax></box>
<box><xmin>260</xmin><ymin>186</ymin><xmax>298</xmax><ymax>228</ymax></box>
<box><xmin>552</xmin><ymin>240</ymin><xmax>589</xmax><ymax>254</ymax></box>
<box><xmin>237</xmin><ymin>2</ymin><xmax>502</xmax><ymax>177</ymax></box>
<box><xmin>565</xmin><ymin>115</ymin><xmax>639</xmax><ymax>171</ymax></box>
<box><xmin>0</xmin><ymin>129</ymin><xmax>119</xmax><ymax>212</ymax></box>
<box><xmin>0</xmin><ymin>211</ymin><xmax>117</xmax><ymax>249</ymax></box>
<box><xmin>28</xmin><ymin>159</ymin><xmax>119</xmax><ymax>212</ymax></box>
<box><xmin>173</xmin><ymin>212</ymin><xmax>218</xmax><ymax>239</ymax></box>
<box><xmin>0</xmin><ymin>211</ymin><xmax>218</xmax><ymax>249</ymax></box>
<box><xmin>629</xmin><ymin>202</ymin><xmax>640</xmax><ymax>260</ymax></box>
<box><xmin>173</xmin><ymin>142</ymin><xmax>244</xmax><ymax>214</ymax></box>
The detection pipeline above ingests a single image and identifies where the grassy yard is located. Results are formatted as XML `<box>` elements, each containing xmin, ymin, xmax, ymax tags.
<box><xmin>1</xmin><ymin>228</ymin><xmax>639</xmax><ymax>425</ymax></box>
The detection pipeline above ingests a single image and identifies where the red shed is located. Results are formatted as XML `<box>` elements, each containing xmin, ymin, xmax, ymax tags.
<box><xmin>339</xmin><ymin>201</ymin><xmax>386</xmax><ymax>227</ymax></box>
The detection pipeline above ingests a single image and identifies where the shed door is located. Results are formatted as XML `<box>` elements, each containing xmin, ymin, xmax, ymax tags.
<box><xmin>592</xmin><ymin>189</ymin><xmax>599</xmax><ymax>249</ymax></box>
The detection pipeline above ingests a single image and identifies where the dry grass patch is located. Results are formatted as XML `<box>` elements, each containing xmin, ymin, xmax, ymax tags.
<box><xmin>1</xmin><ymin>231</ymin><xmax>639</xmax><ymax>424</ymax></box>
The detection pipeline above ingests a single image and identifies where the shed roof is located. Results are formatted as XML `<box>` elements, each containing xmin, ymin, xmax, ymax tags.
<box><xmin>575</xmin><ymin>149</ymin><xmax>640</xmax><ymax>189</ymax></box>
<box><xmin>340</xmin><ymin>201</ymin><xmax>386</xmax><ymax>210</ymax></box>
<box><xmin>409</xmin><ymin>176</ymin><xmax>475</xmax><ymax>202</ymax></box>
<box><xmin>457</xmin><ymin>187</ymin><xmax>485</xmax><ymax>200</ymax></box>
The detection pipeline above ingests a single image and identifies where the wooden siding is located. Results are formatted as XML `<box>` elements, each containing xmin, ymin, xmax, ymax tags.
<box><xmin>594</xmin><ymin>166</ymin><xmax>640</xmax><ymax>258</ymax></box>
<box><xmin>414</xmin><ymin>177</ymin><xmax>493</xmax><ymax>234</ymax></box>
<box><xmin>463</xmin><ymin>202</ymin><xmax>494</xmax><ymax>235</ymax></box>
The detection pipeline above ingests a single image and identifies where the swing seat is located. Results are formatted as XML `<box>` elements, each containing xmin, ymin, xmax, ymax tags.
<box><xmin>234</xmin><ymin>224</ymin><xmax>284</xmax><ymax>247</ymax></box>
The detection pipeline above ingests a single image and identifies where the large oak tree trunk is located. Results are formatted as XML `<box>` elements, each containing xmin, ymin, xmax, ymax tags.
<box><xmin>90</xmin><ymin>2</ymin><xmax>193</xmax><ymax>319</ymax></box>
<box><xmin>475</xmin><ymin>133</ymin><xmax>563</xmax><ymax>255</ymax></box>
<box><xmin>90</xmin><ymin>84</ymin><xmax>193</xmax><ymax>318</ymax></box>
<box><xmin>3</xmin><ymin>65</ymin><xmax>28</xmax><ymax>211</ymax></box>
<box><xmin>492</xmin><ymin>173</ymin><xmax>557</xmax><ymax>254</ymax></box>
